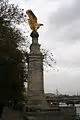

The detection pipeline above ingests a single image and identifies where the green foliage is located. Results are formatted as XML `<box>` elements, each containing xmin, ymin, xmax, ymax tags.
<box><xmin>0</xmin><ymin>0</ymin><xmax>24</xmax><ymax>25</ymax></box>
<box><xmin>0</xmin><ymin>0</ymin><xmax>26</xmax><ymax>106</ymax></box>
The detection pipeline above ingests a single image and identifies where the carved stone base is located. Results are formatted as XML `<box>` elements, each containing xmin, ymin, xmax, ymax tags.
<box><xmin>27</xmin><ymin>94</ymin><xmax>49</xmax><ymax>110</ymax></box>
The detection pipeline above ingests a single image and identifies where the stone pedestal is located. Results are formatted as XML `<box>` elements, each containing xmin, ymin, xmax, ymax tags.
<box><xmin>25</xmin><ymin>31</ymin><xmax>76</xmax><ymax>120</ymax></box>
<box><xmin>27</xmin><ymin>31</ymin><xmax>48</xmax><ymax>109</ymax></box>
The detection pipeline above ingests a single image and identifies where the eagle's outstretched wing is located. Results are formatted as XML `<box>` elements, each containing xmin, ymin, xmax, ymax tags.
<box><xmin>26</xmin><ymin>9</ymin><xmax>43</xmax><ymax>31</ymax></box>
<box><xmin>26</xmin><ymin>9</ymin><xmax>37</xmax><ymax>22</ymax></box>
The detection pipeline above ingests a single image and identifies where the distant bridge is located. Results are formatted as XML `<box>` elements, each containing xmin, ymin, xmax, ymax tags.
<box><xmin>46</xmin><ymin>95</ymin><xmax>80</xmax><ymax>106</ymax></box>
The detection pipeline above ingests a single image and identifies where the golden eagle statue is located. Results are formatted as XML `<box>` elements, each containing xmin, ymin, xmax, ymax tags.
<box><xmin>26</xmin><ymin>9</ymin><xmax>43</xmax><ymax>31</ymax></box>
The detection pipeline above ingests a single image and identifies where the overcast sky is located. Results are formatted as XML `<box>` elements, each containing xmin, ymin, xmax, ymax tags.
<box><xmin>10</xmin><ymin>0</ymin><xmax>80</xmax><ymax>95</ymax></box>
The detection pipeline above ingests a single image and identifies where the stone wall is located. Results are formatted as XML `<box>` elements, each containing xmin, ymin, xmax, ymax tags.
<box><xmin>24</xmin><ymin>107</ymin><xmax>76</xmax><ymax>120</ymax></box>
<box><xmin>0</xmin><ymin>106</ymin><xmax>76</xmax><ymax>120</ymax></box>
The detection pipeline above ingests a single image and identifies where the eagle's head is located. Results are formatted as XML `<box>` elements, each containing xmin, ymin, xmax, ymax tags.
<box><xmin>37</xmin><ymin>23</ymin><xmax>44</xmax><ymax>29</ymax></box>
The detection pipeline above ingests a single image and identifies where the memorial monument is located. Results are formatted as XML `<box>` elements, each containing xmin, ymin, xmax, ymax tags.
<box><xmin>26</xmin><ymin>10</ymin><xmax>48</xmax><ymax>109</ymax></box>
<box><xmin>25</xmin><ymin>10</ymin><xmax>76</xmax><ymax>120</ymax></box>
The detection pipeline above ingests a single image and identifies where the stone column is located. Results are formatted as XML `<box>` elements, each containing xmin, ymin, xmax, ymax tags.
<box><xmin>27</xmin><ymin>31</ymin><xmax>48</xmax><ymax>109</ymax></box>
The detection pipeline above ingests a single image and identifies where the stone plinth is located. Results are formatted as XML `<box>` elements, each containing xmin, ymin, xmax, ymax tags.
<box><xmin>27</xmin><ymin>31</ymin><xmax>48</xmax><ymax>109</ymax></box>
